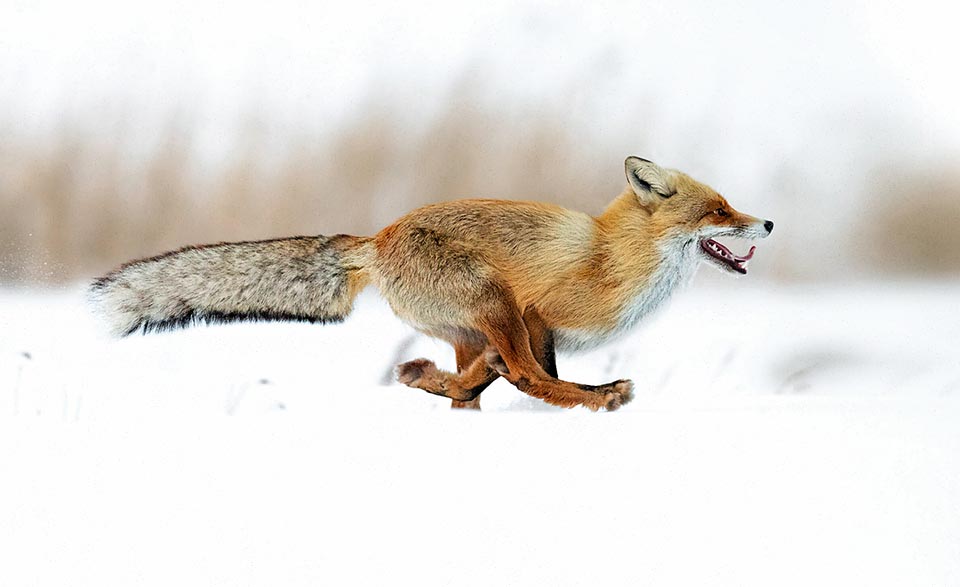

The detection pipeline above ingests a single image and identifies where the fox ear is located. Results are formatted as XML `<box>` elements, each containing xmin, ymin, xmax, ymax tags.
<box><xmin>625</xmin><ymin>157</ymin><xmax>675</xmax><ymax>203</ymax></box>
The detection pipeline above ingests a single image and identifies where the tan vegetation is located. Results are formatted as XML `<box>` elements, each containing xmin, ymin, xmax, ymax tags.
<box><xmin>859</xmin><ymin>167</ymin><xmax>960</xmax><ymax>276</ymax></box>
<box><xmin>1</xmin><ymin>96</ymin><xmax>631</xmax><ymax>285</ymax></box>
<box><xmin>1</xmin><ymin>96</ymin><xmax>956</xmax><ymax>285</ymax></box>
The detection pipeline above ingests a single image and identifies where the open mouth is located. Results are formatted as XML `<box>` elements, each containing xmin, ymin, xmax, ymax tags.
<box><xmin>699</xmin><ymin>238</ymin><xmax>756</xmax><ymax>274</ymax></box>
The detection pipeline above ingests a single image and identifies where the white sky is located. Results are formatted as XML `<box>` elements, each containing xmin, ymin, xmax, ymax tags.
<box><xmin>2</xmin><ymin>0</ymin><xmax>958</xmax><ymax>147</ymax></box>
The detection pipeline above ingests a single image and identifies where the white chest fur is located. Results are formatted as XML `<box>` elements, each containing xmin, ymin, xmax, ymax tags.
<box><xmin>555</xmin><ymin>238</ymin><xmax>699</xmax><ymax>352</ymax></box>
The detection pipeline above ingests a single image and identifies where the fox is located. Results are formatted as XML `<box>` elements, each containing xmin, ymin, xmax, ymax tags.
<box><xmin>90</xmin><ymin>157</ymin><xmax>773</xmax><ymax>412</ymax></box>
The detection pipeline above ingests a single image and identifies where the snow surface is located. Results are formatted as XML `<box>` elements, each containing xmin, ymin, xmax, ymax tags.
<box><xmin>2</xmin><ymin>281</ymin><xmax>959</xmax><ymax>586</ymax></box>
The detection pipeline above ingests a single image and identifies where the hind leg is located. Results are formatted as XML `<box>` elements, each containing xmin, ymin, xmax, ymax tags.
<box><xmin>401</xmin><ymin>325</ymin><xmax>558</xmax><ymax>410</ymax></box>
<box><xmin>396</xmin><ymin>340</ymin><xmax>499</xmax><ymax>404</ymax></box>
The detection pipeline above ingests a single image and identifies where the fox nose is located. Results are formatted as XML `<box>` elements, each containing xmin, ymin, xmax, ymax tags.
<box><xmin>763</xmin><ymin>220</ymin><xmax>774</xmax><ymax>234</ymax></box>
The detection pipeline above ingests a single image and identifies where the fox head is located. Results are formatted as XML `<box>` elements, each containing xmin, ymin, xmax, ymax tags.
<box><xmin>624</xmin><ymin>156</ymin><xmax>773</xmax><ymax>274</ymax></box>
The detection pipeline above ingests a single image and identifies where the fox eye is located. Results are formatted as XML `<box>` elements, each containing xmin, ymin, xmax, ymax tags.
<box><xmin>714</xmin><ymin>208</ymin><xmax>729</xmax><ymax>217</ymax></box>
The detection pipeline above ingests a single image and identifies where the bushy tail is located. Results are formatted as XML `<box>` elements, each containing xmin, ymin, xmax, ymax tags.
<box><xmin>89</xmin><ymin>234</ymin><xmax>374</xmax><ymax>336</ymax></box>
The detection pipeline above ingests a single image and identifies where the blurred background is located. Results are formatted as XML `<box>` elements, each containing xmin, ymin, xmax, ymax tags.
<box><xmin>1</xmin><ymin>0</ymin><xmax>959</xmax><ymax>286</ymax></box>
<box><xmin>5</xmin><ymin>5</ymin><xmax>960</xmax><ymax>583</ymax></box>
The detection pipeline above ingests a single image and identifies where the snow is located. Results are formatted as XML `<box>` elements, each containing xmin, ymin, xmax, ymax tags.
<box><xmin>2</xmin><ymin>280</ymin><xmax>959</xmax><ymax>586</ymax></box>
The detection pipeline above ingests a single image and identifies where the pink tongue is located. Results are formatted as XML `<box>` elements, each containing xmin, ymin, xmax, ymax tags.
<box><xmin>736</xmin><ymin>246</ymin><xmax>756</xmax><ymax>262</ymax></box>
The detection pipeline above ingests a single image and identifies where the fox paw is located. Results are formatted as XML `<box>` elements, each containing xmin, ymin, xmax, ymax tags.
<box><xmin>396</xmin><ymin>358</ymin><xmax>438</xmax><ymax>387</ymax></box>
<box><xmin>593</xmin><ymin>379</ymin><xmax>634</xmax><ymax>412</ymax></box>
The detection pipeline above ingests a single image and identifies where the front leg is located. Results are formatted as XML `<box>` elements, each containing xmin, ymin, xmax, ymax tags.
<box><xmin>451</xmin><ymin>341</ymin><xmax>488</xmax><ymax>410</ymax></box>
<box><xmin>448</xmin><ymin>313</ymin><xmax>556</xmax><ymax>409</ymax></box>
<box><xmin>524</xmin><ymin>306</ymin><xmax>558</xmax><ymax>378</ymax></box>
<box><xmin>478</xmin><ymin>298</ymin><xmax>633</xmax><ymax>412</ymax></box>
<box><xmin>448</xmin><ymin>320</ymin><xmax>556</xmax><ymax>409</ymax></box>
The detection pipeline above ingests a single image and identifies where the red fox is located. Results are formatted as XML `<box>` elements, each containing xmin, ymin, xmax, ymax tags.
<box><xmin>90</xmin><ymin>157</ymin><xmax>773</xmax><ymax>411</ymax></box>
